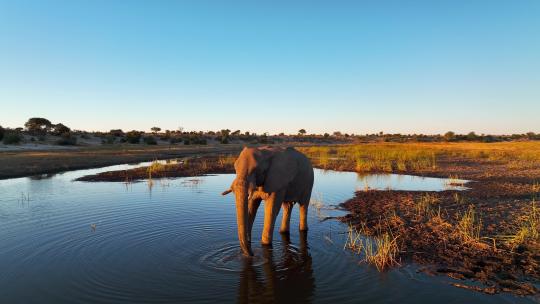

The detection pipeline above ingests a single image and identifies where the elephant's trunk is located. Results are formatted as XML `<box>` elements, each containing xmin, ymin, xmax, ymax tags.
<box><xmin>235</xmin><ymin>182</ymin><xmax>253</xmax><ymax>256</ymax></box>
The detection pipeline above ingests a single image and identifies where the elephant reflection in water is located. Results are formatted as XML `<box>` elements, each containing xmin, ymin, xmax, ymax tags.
<box><xmin>237</xmin><ymin>231</ymin><xmax>315</xmax><ymax>304</ymax></box>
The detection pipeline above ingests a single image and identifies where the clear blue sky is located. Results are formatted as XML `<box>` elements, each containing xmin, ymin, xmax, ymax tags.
<box><xmin>1</xmin><ymin>0</ymin><xmax>539</xmax><ymax>135</ymax></box>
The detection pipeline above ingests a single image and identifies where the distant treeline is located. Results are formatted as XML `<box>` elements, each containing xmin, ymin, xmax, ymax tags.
<box><xmin>1</xmin><ymin>117</ymin><xmax>539</xmax><ymax>146</ymax></box>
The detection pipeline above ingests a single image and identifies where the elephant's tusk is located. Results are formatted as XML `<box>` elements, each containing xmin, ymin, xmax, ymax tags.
<box><xmin>221</xmin><ymin>189</ymin><xmax>232</xmax><ymax>196</ymax></box>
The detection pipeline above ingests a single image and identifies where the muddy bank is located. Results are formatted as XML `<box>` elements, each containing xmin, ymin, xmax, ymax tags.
<box><xmin>0</xmin><ymin>145</ymin><xmax>243</xmax><ymax>180</ymax></box>
<box><xmin>76</xmin><ymin>156</ymin><xmax>236</xmax><ymax>182</ymax></box>
<box><xmin>338</xmin><ymin>156</ymin><xmax>540</xmax><ymax>296</ymax></box>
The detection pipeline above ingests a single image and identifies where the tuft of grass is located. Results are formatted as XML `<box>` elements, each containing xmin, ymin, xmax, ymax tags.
<box><xmin>446</xmin><ymin>174</ymin><xmax>465</xmax><ymax>187</ymax></box>
<box><xmin>147</xmin><ymin>161</ymin><xmax>166</xmax><ymax>179</ymax></box>
<box><xmin>502</xmin><ymin>200</ymin><xmax>540</xmax><ymax>249</ymax></box>
<box><xmin>218</xmin><ymin>155</ymin><xmax>236</xmax><ymax>167</ymax></box>
<box><xmin>532</xmin><ymin>181</ymin><xmax>540</xmax><ymax>197</ymax></box>
<box><xmin>344</xmin><ymin>223</ymin><xmax>400</xmax><ymax>271</ymax></box>
<box><xmin>415</xmin><ymin>193</ymin><xmax>440</xmax><ymax>217</ymax></box>
<box><xmin>455</xmin><ymin>205</ymin><xmax>482</xmax><ymax>244</ymax></box>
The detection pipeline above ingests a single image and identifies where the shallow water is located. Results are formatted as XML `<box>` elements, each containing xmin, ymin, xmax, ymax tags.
<box><xmin>0</xmin><ymin>164</ymin><xmax>531</xmax><ymax>303</ymax></box>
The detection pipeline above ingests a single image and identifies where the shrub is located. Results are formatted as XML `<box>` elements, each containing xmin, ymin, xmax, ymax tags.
<box><xmin>56</xmin><ymin>133</ymin><xmax>77</xmax><ymax>145</ymax></box>
<box><xmin>3</xmin><ymin>132</ymin><xmax>22</xmax><ymax>144</ymax></box>
<box><xmin>125</xmin><ymin>131</ymin><xmax>142</xmax><ymax>144</ymax></box>
<box><xmin>169</xmin><ymin>137</ymin><xmax>182</xmax><ymax>144</ymax></box>
<box><xmin>102</xmin><ymin>135</ymin><xmax>115</xmax><ymax>144</ymax></box>
<box><xmin>143</xmin><ymin>136</ymin><xmax>157</xmax><ymax>145</ymax></box>
<box><xmin>0</xmin><ymin>125</ymin><xmax>4</xmax><ymax>141</ymax></box>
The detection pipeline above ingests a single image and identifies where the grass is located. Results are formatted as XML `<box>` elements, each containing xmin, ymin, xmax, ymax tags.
<box><xmin>299</xmin><ymin>141</ymin><xmax>540</xmax><ymax>173</ymax></box>
<box><xmin>455</xmin><ymin>205</ymin><xmax>482</xmax><ymax>244</ymax></box>
<box><xmin>217</xmin><ymin>155</ymin><xmax>236</xmax><ymax>167</ymax></box>
<box><xmin>501</xmin><ymin>200</ymin><xmax>540</xmax><ymax>249</ymax></box>
<box><xmin>147</xmin><ymin>160</ymin><xmax>167</xmax><ymax>179</ymax></box>
<box><xmin>300</xmin><ymin>143</ymin><xmax>437</xmax><ymax>173</ymax></box>
<box><xmin>344</xmin><ymin>222</ymin><xmax>401</xmax><ymax>271</ymax></box>
<box><xmin>415</xmin><ymin>193</ymin><xmax>440</xmax><ymax>217</ymax></box>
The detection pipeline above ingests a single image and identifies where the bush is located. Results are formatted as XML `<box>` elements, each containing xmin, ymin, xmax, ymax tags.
<box><xmin>169</xmin><ymin>137</ymin><xmax>182</xmax><ymax>144</ymax></box>
<box><xmin>0</xmin><ymin>125</ymin><xmax>4</xmax><ymax>141</ymax></box>
<box><xmin>56</xmin><ymin>133</ymin><xmax>77</xmax><ymax>145</ymax></box>
<box><xmin>3</xmin><ymin>132</ymin><xmax>22</xmax><ymax>144</ymax></box>
<box><xmin>125</xmin><ymin>131</ymin><xmax>142</xmax><ymax>144</ymax></box>
<box><xmin>143</xmin><ymin>136</ymin><xmax>157</xmax><ymax>145</ymax></box>
<box><xmin>101</xmin><ymin>135</ymin><xmax>115</xmax><ymax>144</ymax></box>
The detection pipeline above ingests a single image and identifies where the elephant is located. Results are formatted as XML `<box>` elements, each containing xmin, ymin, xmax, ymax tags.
<box><xmin>222</xmin><ymin>146</ymin><xmax>314</xmax><ymax>256</ymax></box>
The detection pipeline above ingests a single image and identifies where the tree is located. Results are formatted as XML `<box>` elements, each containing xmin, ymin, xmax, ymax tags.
<box><xmin>323</xmin><ymin>133</ymin><xmax>330</xmax><ymax>138</ymax></box>
<box><xmin>333</xmin><ymin>131</ymin><xmax>342</xmax><ymax>137</ymax></box>
<box><xmin>220</xmin><ymin>129</ymin><xmax>231</xmax><ymax>144</ymax></box>
<box><xmin>232</xmin><ymin>130</ymin><xmax>241</xmax><ymax>136</ymax></box>
<box><xmin>0</xmin><ymin>125</ymin><xmax>4</xmax><ymax>141</ymax></box>
<box><xmin>466</xmin><ymin>131</ymin><xmax>477</xmax><ymax>141</ymax></box>
<box><xmin>298</xmin><ymin>129</ymin><xmax>306</xmax><ymax>136</ymax></box>
<box><xmin>109</xmin><ymin>129</ymin><xmax>124</xmax><ymax>137</ymax></box>
<box><xmin>51</xmin><ymin>123</ymin><xmax>71</xmax><ymax>136</ymax></box>
<box><xmin>151</xmin><ymin>127</ymin><xmax>161</xmax><ymax>134</ymax></box>
<box><xmin>25</xmin><ymin>117</ymin><xmax>52</xmax><ymax>135</ymax></box>
<box><xmin>444</xmin><ymin>131</ymin><xmax>456</xmax><ymax>141</ymax></box>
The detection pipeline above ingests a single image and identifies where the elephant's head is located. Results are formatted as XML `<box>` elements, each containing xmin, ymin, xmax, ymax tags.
<box><xmin>222</xmin><ymin>147</ymin><xmax>298</xmax><ymax>256</ymax></box>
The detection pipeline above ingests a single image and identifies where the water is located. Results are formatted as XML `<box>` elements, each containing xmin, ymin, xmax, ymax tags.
<box><xmin>0</xmin><ymin>164</ymin><xmax>530</xmax><ymax>303</ymax></box>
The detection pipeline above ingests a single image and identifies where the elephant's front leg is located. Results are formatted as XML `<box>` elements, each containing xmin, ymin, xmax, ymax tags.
<box><xmin>247</xmin><ymin>198</ymin><xmax>262</xmax><ymax>242</ymax></box>
<box><xmin>261</xmin><ymin>191</ymin><xmax>285</xmax><ymax>245</ymax></box>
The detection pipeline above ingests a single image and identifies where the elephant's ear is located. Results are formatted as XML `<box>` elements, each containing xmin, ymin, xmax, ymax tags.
<box><xmin>263</xmin><ymin>151</ymin><xmax>298</xmax><ymax>193</ymax></box>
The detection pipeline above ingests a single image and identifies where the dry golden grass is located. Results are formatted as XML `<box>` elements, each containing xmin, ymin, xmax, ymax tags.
<box><xmin>500</xmin><ymin>200</ymin><xmax>540</xmax><ymax>249</ymax></box>
<box><xmin>147</xmin><ymin>160</ymin><xmax>167</xmax><ymax>179</ymax></box>
<box><xmin>344</xmin><ymin>222</ymin><xmax>400</xmax><ymax>271</ymax></box>
<box><xmin>299</xmin><ymin>141</ymin><xmax>540</xmax><ymax>173</ymax></box>
<box><xmin>455</xmin><ymin>205</ymin><xmax>482</xmax><ymax>244</ymax></box>
<box><xmin>415</xmin><ymin>193</ymin><xmax>440</xmax><ymax>217</ymax></box>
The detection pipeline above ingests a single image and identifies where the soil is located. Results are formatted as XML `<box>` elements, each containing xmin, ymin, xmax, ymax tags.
<box><xmin>337</xmin><ymin>155</ymin><xmax>540</xmax><ymax>296</ymax></box>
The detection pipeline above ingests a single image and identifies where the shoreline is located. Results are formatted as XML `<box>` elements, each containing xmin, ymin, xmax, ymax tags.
<box><xmin>0</xmin><ymin>144</ymin><xmax>244</xmax><ymax>180</ymax></box>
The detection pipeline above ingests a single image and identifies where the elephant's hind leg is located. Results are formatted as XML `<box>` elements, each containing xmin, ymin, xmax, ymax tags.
<box><xmin>279</xmin><ymin>202</ymin><xmax>293</xmax><ymax>234</ymax></box>
<box><xmin>299</xmin><ymin>189</ymin><xmax>312</xmax><ymax>231</ymax></box>
<box><xmin>299</xmin><ymin>204</ymin><xmax>309</xmax><ymax>231</ymax></box>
